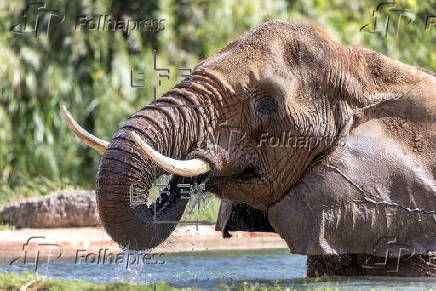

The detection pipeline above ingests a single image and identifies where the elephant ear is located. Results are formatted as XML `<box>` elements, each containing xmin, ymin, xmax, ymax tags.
<box><xmin>268</xmin><ymin>135</ymin><xmax>436</xmax><ymax>257</ymax></box>
<box><xmin>343</xmin><ymin>47</ymin><xmax>432</xmax><ymax>112</ymax></box>
<box><xmin>215</xmin><ymin>200</ymin><xmax>275</xmax><ymax>238</ymax></box>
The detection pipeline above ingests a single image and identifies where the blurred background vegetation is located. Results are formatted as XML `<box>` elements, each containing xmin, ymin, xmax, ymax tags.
<box><xmin>0</xmin><ymin>0</ymin><xmax>434</xmax><ymax>209</ymax></box>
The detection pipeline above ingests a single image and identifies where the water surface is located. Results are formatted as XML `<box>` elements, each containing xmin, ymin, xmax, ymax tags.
<box><xmin>1</xmin><ymin>249</ymin><xmax>436</xmax><ymax>290</ymax></box>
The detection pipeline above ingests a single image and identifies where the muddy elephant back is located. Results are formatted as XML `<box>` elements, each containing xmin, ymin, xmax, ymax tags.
<box><xmin>269</xmin><ymin>135</ymin><xmax>436</xmax><ymax>257</ymax></box>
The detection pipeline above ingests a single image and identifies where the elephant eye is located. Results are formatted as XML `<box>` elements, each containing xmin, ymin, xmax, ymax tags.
<box><xmin>255</xmin><ymin>97</ymin><xmax>277</xmax><ymax>116</ymax></box>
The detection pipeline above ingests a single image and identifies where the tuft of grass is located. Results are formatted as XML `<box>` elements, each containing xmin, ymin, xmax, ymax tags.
<box><xmin>0</xmin><ymin>272</ymin><xmax>182</xmax><ymax>291</ymax></box>
<box><xmin>0</xmin><ymin>224</ymin><xmax>15</xmax><ymax>231</ymax></box>
<box><xmin>2</xmin><ymin>271</ymin><xmax>406</xmax><ymax>291</ymax></box>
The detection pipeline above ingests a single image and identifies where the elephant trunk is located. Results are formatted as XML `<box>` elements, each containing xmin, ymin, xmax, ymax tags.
<box><xmin>96</xmin><ymin>94</ymin><xmax>208</xmax><ymax>250</ymax></box>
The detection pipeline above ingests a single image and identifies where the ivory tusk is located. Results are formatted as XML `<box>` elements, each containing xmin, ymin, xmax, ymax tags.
<box><xmin>60</xmin><ymin>105</ymin><xmax>109</xmax><ymax>154</ymax></box>
<box><xmin>130</xmin><ymin>132</ymin><xmax>211</xmax><ymax>177</ymax></box>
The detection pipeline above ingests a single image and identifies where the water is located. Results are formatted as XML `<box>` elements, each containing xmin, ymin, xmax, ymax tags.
<box><xmin>1</xmin><ymin>249</ymin><xmax>436</xmax><ymax>290</ymax></box>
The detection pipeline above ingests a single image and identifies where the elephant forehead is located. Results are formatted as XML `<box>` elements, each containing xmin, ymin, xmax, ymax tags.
<box><xmin>197</xmin><ymin>21</ymin><xmax>329</xmax><ymax>91</ymax></box>
<box><xmin>198</xmin><ymin>43</ymin><xmax>273</xmax><ymax>88</ymax></box>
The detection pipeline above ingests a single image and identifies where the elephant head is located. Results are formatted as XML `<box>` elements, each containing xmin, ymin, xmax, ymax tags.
<box><xmin>62</xmin><ymin>21</ymin><xmax>435</xmax><ymax>252</ymax></box>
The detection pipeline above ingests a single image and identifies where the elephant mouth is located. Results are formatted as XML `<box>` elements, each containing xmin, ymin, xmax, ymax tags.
<box><xmin>205</xmin><ymin>166</ymin><xmax>263</xmax><ymax>195</ymax></box>
<box><xmin>233</xmin><ymin>166</ymin><xmax>260</xmax><ymax>180</ymax></box>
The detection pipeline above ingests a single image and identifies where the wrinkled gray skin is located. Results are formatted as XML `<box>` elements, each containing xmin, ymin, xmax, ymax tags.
<box><xmin>269</xmin><ymin>134</ymin><xmax>436</xmax><ymax>257</ymax></box>
<box><xmin>220</xmin><ymin>129</ymin><xmax>436</xmax><ymax>275</ymax></box>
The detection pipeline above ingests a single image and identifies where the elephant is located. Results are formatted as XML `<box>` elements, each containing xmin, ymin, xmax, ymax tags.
<box><xmin>61</xmin><ymin>21</ymin><xmax>435</xmax><ymax>276</ymax></box>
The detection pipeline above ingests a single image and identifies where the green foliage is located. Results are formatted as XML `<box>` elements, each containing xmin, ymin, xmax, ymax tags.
<box><xmin>0</xmin><ymin>0</ymin><xmax>434</xmax><ymax>204</ymax></box>
<box><xmin>0</xmin><ymin>224</ymin><xmax>14</xmax><ymax>230</ymax></box>
<box><xmin>2</xmin><ymin>271</ymin><xmax>427</xmax><ymax>290</ymax></box>
<box><xmin>0</xmin><ymin>271</ymin><xmax>179</xmax><ymax>290</ymax></box>
<box><xmin>182</xmin><ymin>193</ymin><xmax>221</xmax><ymax>222</ymax></box>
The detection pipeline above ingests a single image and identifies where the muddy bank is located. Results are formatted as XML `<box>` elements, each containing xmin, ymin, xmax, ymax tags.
<box><xmin>0</xmin><ymin>225</ymin><xmax>287</xmax><ymax>264</ymax></box>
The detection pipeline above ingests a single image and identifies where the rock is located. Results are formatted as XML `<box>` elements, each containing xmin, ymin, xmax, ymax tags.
<box><xmin>0</xmin><ymin>190</ymin><xmax>100</xmax><ymax>228</ymax></box>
